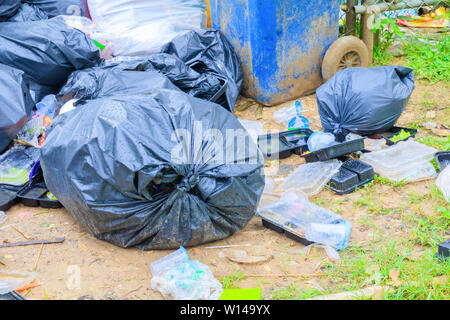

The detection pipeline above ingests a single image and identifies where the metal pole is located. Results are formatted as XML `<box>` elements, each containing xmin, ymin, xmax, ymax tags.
<box><xmin>361</xmin><ymin>0</ymin><xmax>375</xmax><ymax>63</ymax></box>
<box><xmin>354</xmin><ymin>0</ymin><xmax>444</xmax><ymax>14</ymax></box>
<box><xmin>346</xmin><ymin>0</ymin><xmax>358</xmax><ymax>36</ymax></box>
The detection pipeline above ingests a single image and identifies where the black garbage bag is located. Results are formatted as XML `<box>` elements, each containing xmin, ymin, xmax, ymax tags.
<box><xmin>40</xmin><ymin>92</ymin><xmax>265</xmax><ymax>250</ymax></box>
<box><xmin>0</xmin><ymin>0</ymin><xmax>20</xmax><ymax>21</ymax></box>
<box><xmin>162</xmin><ymin>29</ymin><xmax>243</xmax><ymax>112</ymax></box>
<box><xmin>0</xmin><ymin>64</ymin><xmax>35</xmax><ymax>153</ymax></box>
<box><xmin>22</xmin><ymin>0</ymin><xmax>89</xmax><ymax>17</ymax></box>
<box><xmin>66</xmin><ymin>53</ymin><xmax>224</xmax><ymax>108</ymax></box>
<box><xmin>317</xmin><ymin>66</ymin><xmax>415</xmax><ymax>141</ymax></box>
<box><xmin>59</xmin><ymin>67</ymin><xmax>180</xmax><ymax>101</ymax></box>
<box><xmin>7</xmin><ymin>2</ymin><xmax>48</xmax><ymax>22</ymax></box>
<box><xmin>0</xmin><ymin>16</ymin><xmax>100</xmax><ymax>102</ymax></box>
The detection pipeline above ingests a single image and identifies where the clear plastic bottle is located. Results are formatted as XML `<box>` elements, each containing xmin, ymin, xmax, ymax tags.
<box><xmin>288</xmin><ymin>101</ymin><xmax>310</xmax><ymax>130</ymax></box>
<box><xmin>305</xmin><ymin>221</ymin><xmax>352</xmax><ymax>251</ymax></box>
<box><xmin>36</xmin><ymin>94</ymin><xmax>58</xmax><ymax>118</ymax></box>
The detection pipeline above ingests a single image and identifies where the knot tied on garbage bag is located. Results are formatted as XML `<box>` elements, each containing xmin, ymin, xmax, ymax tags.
<box><xmin>176</xmin><ymin>175</ymin><xmax>199</xmax><ymax>194</ymax></box>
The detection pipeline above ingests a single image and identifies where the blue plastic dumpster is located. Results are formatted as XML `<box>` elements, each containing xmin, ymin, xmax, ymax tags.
<box><xmin>209</xmin><ymin>0</ymin><xmax>340</xmax><ymax>106</ymax></box>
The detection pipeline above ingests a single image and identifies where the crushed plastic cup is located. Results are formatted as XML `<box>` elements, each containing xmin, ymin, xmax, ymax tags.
<box><xmin>305</xmin><ymin>221</ymin><xmax>352</xmax><ymax>251</ymax></box>
<box><xmin>307</xmin><ymin>132</ymin><xmax>336</xmax><ymax>152</ymax></box>
<box><xmin>273</xmin><ymin>100</ymin><xmax>309</xmax><ymax>128</ymax></box>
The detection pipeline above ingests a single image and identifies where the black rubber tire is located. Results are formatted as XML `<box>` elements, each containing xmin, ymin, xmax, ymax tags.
<box><xmin>322</xmin><ymin>36</ymin><xmax>369</xmax><ymax>82</ymax></box>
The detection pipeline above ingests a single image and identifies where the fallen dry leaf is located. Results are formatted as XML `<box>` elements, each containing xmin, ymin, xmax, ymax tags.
<box><xmin>389</xmin><ymin>269</ymin><xmax>401</xmax><ymax>282</ymax></box>
<box><xmin>431</xmin><ymin>128</ymin><xmax>449</xmax><ymax>137</ymax></box>
<box><xmin>225</xmin><ymin>250</ymin><xmax>272</xmax><ymax>265</ymax></box>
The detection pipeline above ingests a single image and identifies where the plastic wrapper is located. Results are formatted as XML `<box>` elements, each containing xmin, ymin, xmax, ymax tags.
<box><xmin>40</xmin><ymin>92</ymin><xmax>265</xmax><ymax>250</ymax></box>
<box><xmin>436</xmin><ymin>166</ymin><xmax>450</xmax><ymax>203</ymax></box>
<box><xmin>150</xmin><ymin>247</ymin><xmax>223</xmax><ymax>300</ymax></box>
<box><xmin>0</xmin><ymin>16</ymin><xmax>100</xmax><ymax>102</ymax></box>
<box><xmin>0</xmin><ymin>271</ymin><xmax>36</xmax><ymax>295</ymax></box>
<box><xmin>0</xmin><ymin>211</ymin><xmax>7</xmax><ymax>225</ymax></box>
<box><xmin>257</xmin><ymin>191</ymin><xmax>351</xmax><ymax>250</ymax></box>
<box><xmin>0</xmin><ymin>64</ymin><xmax>35</xmax><ymax>153</ymax></box>
<box><xmin>317</xmin><ymin>66</ymin><xmax>415</xmax><ymax>141</ymax></box>
<box><xmin>23</xmin><ymin>0</ymin><xmax>90</xmax><ymax>17</ymax></box>
<box><xmin>0</xmin><ymin>0</ymin><xmax>20</xmax><ymax>21</ymax></box>
<box><xmin>281</xmin><ymin>160</ymin><xmax>342</xmax><ymax>196</ymax></box>
<box><xmin>360</xmin><ymin>140</ymin><xmax>437</xmax><ymax>182</ymax></box>
<box><xmin>7</xmin><ymin>2</ymin><xmax>48</xmax><ymax>22</ymax></box>
<box><xmin>0</xmin><ymin>146</ymin><xmax>40</xmax><ymax>187</ymax></box>
<box><xmin>86</xmin><ymin>0</ymin><xmax>205</xmax><ymax>56</ymax></box>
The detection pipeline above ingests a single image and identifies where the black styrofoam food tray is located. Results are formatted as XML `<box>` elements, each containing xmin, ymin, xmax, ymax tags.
<box><xmin>382</xmin><ymin>126</ymin><xmax>418</xmax><ymax>146</ymax></box>
<box><xmin>261</xmin><ymin>219</ymin><xmax>314</xmax><ymax>246</ymax></box>
<box><xmin>258</xmin><ymin>129</ymin><xmax>313</xmax><ymax>160</ymax></box>
<box><xmin>17</xmin><ymin>185</ymin><xmax>62</xmax><ymax>209</ymax></box>
<box><xmin>0</xmin><ymin>291</ymin><xmax>25</xmax><ymax>300</ymax></box>
<box><xmin>303</xmin><ymin>138</ymin><xmax>365</xmax><ymax>163</ymax></box>
<box><xmin>434</xmin><ymin>151</ymin><xmax>450</xmax><ymax>172</ymax></box>
<box><xmin>437</xmin><ymin>239</ymin><xmax>450</xmax><ymax>259</ymax></box>
<box><xmin>328</xmin><ymin>159</ymin><xmax>375</xmax><ymax>195</ymax></box>
<box><xmin>0</xmin><ymin>187</ymin><xmax>19</xmax><ymax>211</ymax></box>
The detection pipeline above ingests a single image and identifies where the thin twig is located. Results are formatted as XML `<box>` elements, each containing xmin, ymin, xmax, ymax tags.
<box><xmin>123</xmin><ymin>285</ymin><xmax>143</xmax><ymax>298</ymax></box>
<box><xmin>11</xmin><ymin>225</ymin><xmax>31</xmax><ymax>240</ymax></box>
<box><xmin>34</xmin><ymin>243</ymin><xmax>44</xmax><ymax>271</ymax></box>
<box><xmin>244</xmin><ymin>273</ymin><xmax>326</xmax><ymax>278</ymax></box>
<box><xmin>0</xmin><ymin>237</ymin><xmax>65</xmax><ymax>248</ymax></box>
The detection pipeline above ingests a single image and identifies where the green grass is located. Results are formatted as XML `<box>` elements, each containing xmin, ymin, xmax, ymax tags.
<box><xmin>271</xmin><ymin>282</ymin><xmax>324</xmax><ymax>300</ymax></box>
<box><xmin>372</xmin><ymin>18</ymin><xmax>450</xmax><ymax>83</ymax></box>
<box><xmin>323</xmin><ymin>240</ymin><xmax>450</xmax><ymax>300</ymax></box>
<box><xmin>220</xmin><ymin>266</ymin><xmax>247</xmax><ymax>289</ymax></box>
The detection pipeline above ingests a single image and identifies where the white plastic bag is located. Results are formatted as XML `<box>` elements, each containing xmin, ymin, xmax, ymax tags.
<box><xmin>87</xmin><ymin>0</ymin><xmax>206</xmax><ymax>56</ymax></box>
<box><xmin>150</xmin><ymin>247</ymin><xmax>223</xmax><ymax>300</ymax></box>
<box><xmin>0</xmin><ymin>271</ymin><xmax>36</xmax><ymax>295</ymax></box>
<box><xmin>436</xmin><ymin>166</ymin><xmax>450</xmax><ymax>202</ymax></box>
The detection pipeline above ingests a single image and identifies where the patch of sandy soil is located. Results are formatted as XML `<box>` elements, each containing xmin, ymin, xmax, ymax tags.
<box><xmin>0</xmin><ymin>79</ymin><xmax>448</xmax><ymax>300</ymax></box>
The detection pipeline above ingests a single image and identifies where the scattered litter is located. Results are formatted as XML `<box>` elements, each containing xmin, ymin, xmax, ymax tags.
<box><xmin>0</xmin><ymin>237</ymin><xmax>65</xmax><ymax>248</ymax></box>
<box><xmin>150</xmin><ymin>247</ymin><xmax>223</xmax><ymax>300</ymax></box>
<box><xmin>437</xmin><ymin>239</ymin><xmax>450</xmax><ymax>259</ymax></box>
<box><xmin>258</xmin><ymin>190</ymin><xmax>351</xmax><ymax>250</ymax></box>
<box><xmin>258</xmin><ymin>128</ymin><xmax>312</xmax><ymax>160</ymax></box>
<box><xmin>0</xmin><ymin>211</ymin><xmax>7</xmax><ymax>225</ymax></box>
<box><xmin>327</xmin><ymin>159</ymin><xmax>375</xmax><ymax>195</ymax></box>
<box><xmin>281</xmin><ymin>160</ymin><xmax>342</xmax><ymax>196</ymax></box>
<box><xmin>205</xmin><ymin>244</ymin><xmax>258</xmax><ymax>249</ymax></box>
<box><xmin>0</xmin><ymin>271</ymin><xmax>37</xmax><ymax>295</ymax></box>
<box><xmin>0</xmin><ymin>146</ymin><xmax>40</xmax><ymax>187</ymax></box>
<box><xmin>436</xmin><ymin>166</ymin><xmax>450</xmax><ymax>203</ymax></box>
<box><xmin>0</xmin><ymin>16</ymin><xmax>100</xmax><ymax>101</ymax></box>
<box><xmin>360</xmin><ymin>140</ymin><xmax>437</xmax><ymax>182</ymax></box>
<box><xmin>434</xmin><ymin>151</ymin><xmax>450</xmax><ymax>171</ymax></box>
<box><xmin>307</xmin><ymin>132</ymin><xmax>336</xmax><ymax>152</ymax></box>
<box><xmin>41</xmin><ymin>93</ymin><xmax>264</xmax><ymax>250</ymax></box>
<box><xmin>225</xmin><ymin>250</ymin><xmax>273</xmax><ymax>265</ymax></box>
<box><xmin>302</xmin><ymin>243</ymin><xmax>341</xmax><ymax>260</ymax></box>
<box><xmin>381</xmin><ymin>126</ymin><xmax>418</xmax><ymax>146</ymax></box>
<box><xmin>273</xmin><ymin>100</ymin><xmax>309</xmax><ymax>128</ymax></box>
<box><xmin>0</xmin><ymin>64</ymin><xmax>34</xmax><ymax>152</ymax></box>
<box><xmin>303</xmin><ymin>136</ymin><xmax>365</xmax><ymax>163</ymax></box>
<box><xmin>317</xmin><ymin>66</ymin><xmax>415</xmax><ymax>141</ymax></box>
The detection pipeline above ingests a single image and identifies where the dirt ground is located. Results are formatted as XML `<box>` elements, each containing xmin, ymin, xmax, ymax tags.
<box><xmin>1</xmin><ymin>78</ymin><xmax>448</xmax><ymax>300</ymax></box>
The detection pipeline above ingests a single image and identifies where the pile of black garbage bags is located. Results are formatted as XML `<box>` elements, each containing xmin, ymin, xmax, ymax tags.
<box><xmin>0</xmin><ymin>2</ymin><xmax>264</xmax><ymax>250</ymax></box>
